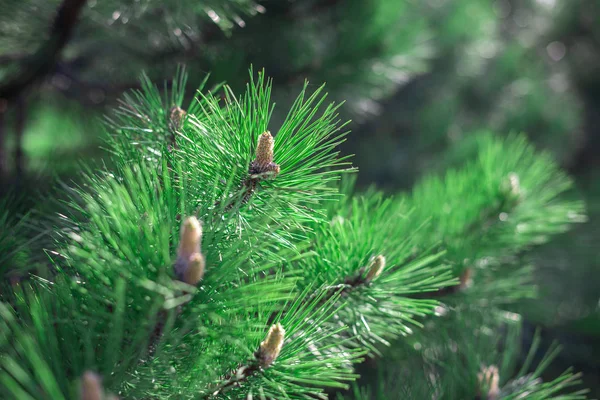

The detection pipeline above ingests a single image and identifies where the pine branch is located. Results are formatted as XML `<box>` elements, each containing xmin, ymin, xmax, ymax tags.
<box><xmin>295</xmin><ymin>188</ymin><xmax>456</xmax><ymax>354</ymax></box>
<box><xmin>215</xmin><ymin>130</ymin><xmax>281</xmax><ymax>211</ymax></box>
<box><xmin>15</xmin><ymin>70</ymin><xmax>361</xmax><ymax>399</ymax></box>
<box><xmin>0</xmin><ymin>105</ymin><xmax>5</xmax><ymax>178</ymax></box>
<box><xmin>400</xmin><ymin>133</ymin><xmax>585</xmax><ymax>304</ymax></box>
<box><xmin>206</xmin><ymin>323</ymin><xmax>285</xmax><ymax>398</ymax></box>
<box><xmin>0</xmin><ymin>69</ymin><xmax>591</xmax><ymax>400</ymax></box>
<box><xmin>339</xmin><ymin>312</ymin><xmax>588</xmax><ymax>400</ymax></box>
<box><xmin>326</xmin><ymin>134</ymin><xmax>587</xmax><ymax>397</ymax></box>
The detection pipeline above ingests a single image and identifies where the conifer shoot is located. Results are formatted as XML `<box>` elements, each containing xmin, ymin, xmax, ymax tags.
<box><xmin>258</xmin><ymin>323</ymin><xmax>285</xmax><ymax>368</ymax></box>
<box><xmin>478</xmin><ymin>365</ymin><xmax>500</xmax><ymax>400</ymax></box>
<box><xmin>80</xmin><ymin>371</ymin><xmax>104</xmax><ymax>400</ymax></box>
<box><xmin>251</xmin><ymin>131</ymin><xmax>280</xmax><ymax>178</ymax></box>
<box><xmin>178</xmin><ymin>216</ymin><xmax>202</xmax><ymax>258</ymax></box>
<box><xmin>184</xmin><ymin>252</ymin><xmax>206</xmax><ymax>285</ymax></box>
<box><xmin>169</xmin><ymin>106</ymin><xmax>187</xmax><ymax>132</ymax></box>
<box><xmin>365</xmin><ymin>255</ymin><xmax>386</xmax><ymax>282</ymax></box>
<box><xmin>175</xmin><ymin>216</ymin><xmax>205</xmax><ymax>283</ymax></box>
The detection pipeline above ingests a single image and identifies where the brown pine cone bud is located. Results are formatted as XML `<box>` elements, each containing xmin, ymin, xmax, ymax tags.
<box><xmin>459</xmin><ymin>268</ymin><xmax>473</xmax><ymax>289</ymax></box>
<box><xmin>80</xmin><ymin>371</ymin><xmax>103</xmax><ymax>400</ymax></box>
<box><xmin>257</xmin><ymin>323</ymin><xmax>285</xmax><ymax>368</ymax></box>
<box><xmin>169</xmin><ymin>106</ymin><xmax>187</xmax><ymax>132</ymax></box>
<box><xmin>175</xmin><ymin>217</ymin><xmax>203</xmax><ymax>279</ymax></box>
<box><xmin>365</xmin><ymin>255</ymin><xmax>386</xmax><ymax>282</ymax></box>
<box><xmin>250</xmin><ymin>131</ymin><xmax>280</xmax><ymax>178</ymax></box>
<box><xmin>501</xmin><ymin>172</ymin><xmax>521</xmax><ymax>202</ymax></box>
<box><xmin>255</xmin><ymin>131</ymin><xmax>274</xmax><ymax>166</ymax></box>
<box><xmin>177</xmin><ymin>217</ymin><xmax>202</xmax><ymax>259</ymax></box>
<box><xmin>477</xmin><ymin>365</ymin><xmax>500</xmax><ymax>400</ymax></box>
<box><xmin>183</xmin><ymin>253</ymin><xmax>205</xmax><ymax>285</ymax></box>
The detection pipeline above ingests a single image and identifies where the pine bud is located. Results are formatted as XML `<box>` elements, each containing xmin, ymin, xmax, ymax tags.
<box><xmin>251</xmin><ymin>131</ymin><xmax>280</xmax><ymax>178</ymax></box>
<box><xmin>477</xmin><ymin>365</ymin><xmax>500</xmax><ymax>400</ymax></box>
<box><xmin>365</xmin><ymin>255</ymin><xmax>386</xmax><ymax>282</ymax></box>
<box><xmin>178</xmin><ymin>217</ymin><xmax>202</xmax><ymax>260</ymax></box>
<box><xmin>508</xmin><ymin>173</ymin><xmax>520</xmax><ymax>195</ymax></box>
<box><xmin>174</xmin><ymin>217</ymin><xmax>204</xmax><ymax>280</ymax></box>
<box><xmin>183</xmin><ymin>252</ymin><xmax>205</xmax><ymax>285</ymax></box>
<box><xmin>80</xmin><ymin>371</ymin><xmax>103</xmax><ymax>400</ymax></box>
<box><xmin>501</xmin><ymin>172</ymin><xmax>521</xmax><ymax>201</ymax></box>
<box><xmin>459</xmin><ymin>268</ymin><xmax>472</xmax><ymax>289</ymax></box>
<box><xmin>255</xmin><ymin>131</ymin><xmax>275</xmax><ymax>166</ymax></box>
<box><xmin>169</xmin><ymin>106</ymin><xmax>187</xmax><ymax>132</ymax></box>
<box><xmin>258</xmin><ymin>323</ymin><xmax>285</xmax><ymax>368</ymax></box>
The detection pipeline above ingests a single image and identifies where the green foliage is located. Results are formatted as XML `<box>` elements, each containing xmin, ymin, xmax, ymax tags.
<box><xmin>1</xmin><ymin>0</ymin><xmax>600</xmax><ymax>397</ymax></box>
<box><xmin>0</xmin><ymin>69</ymin><xmax>590</xmax><ymax>399</ymax></box>
<box><xmin>107</xmin><ymin>67</ymin><xmax>352</xmax><ymax>228</ymax></box>
<box><xmin>299</xmin><ymin>188</ymin><xmax>455</xmax><ymax>352</ymax></box>
<box><xmin>0</xmin><ymin>200</ymin><xmax>30</xmax><ymax>276</ymax></box>
<box><xmin>233</xmin><ymin>0</ymin><xmax>434</xmax><ymax>118</ymax></box>
<box><xmin>339</xmin><ymin>311</ymin><xmax>588</xmax><ymax>399</ymax></box>
<box><xmin>0</xmin><ymin>196</ymin><xmax>48</xmax><ymax>278</ymax></box>
<box><xmin>1</xmin><ymin>70</ymin><xmax>363</xmax><ymax>399</ymax></box>
<box><xmin>406</xmin><ymin>133</ymin><xmax>585</xmax><ymax>268</ymax></box>
<box><xmin>521</xmin><ymin>173</ymin><xmax>600</xmax><ymax>335</ymax></box>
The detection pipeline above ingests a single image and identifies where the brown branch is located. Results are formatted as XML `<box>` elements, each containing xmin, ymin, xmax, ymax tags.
<box><xmin>0</xmin><ymin>53</ymin><xmax>27</xmax><ymax>65</ymax></box>
<box><xmin>205</xmin><ymin>362</ymin><xmax>261</xmax><ymax>399</ymax></box>
<box><xmin>0</xmin><ymin>102</ymin><xmax>6</xmax><ymax>179</ymax></box>
<box><xmin>0</xmin><ymin>0</ymin><xmax>88</xmax><ymax>101</ymax></box>
<box><xmin>14</xmin><ymin>98</ymin><xmax>26</xmax><ymax>177</ymax></box>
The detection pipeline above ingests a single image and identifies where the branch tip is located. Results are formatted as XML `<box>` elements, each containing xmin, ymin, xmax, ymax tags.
<box><xmin>478</xmin><ymin>365</ymin><xmax>500</xmax><ymax>400</ymax></box>
<box><xmin>184</xmin><ymin>253</ymin><xmax>206</xmax><ymax>285</ymax></box>
<box><xmin>175</xmin><ymin>216</ymin><xmax>205</xmax><ymax>282</ymax></box>
<box><xmin>459</xmin><ymin>267</ymin><xmax>472</xmax><ymax>289</ymax></box>
<box><xmin>256</xmin><ymin>131</ymin><xmax>274</xmax><ymax>164</ymax></box>
<box><xmin>501</xmin><ymin>172</ymin><xmax>521</xmax><ymax>201</ymax></box>
<box><xmin>169</xmin><ymin>106</ymin><xmax>187</xmax><ymax>132</ymax></box>
<box><xmin>81</xmin><ymin>371</ymin><xmax>102</xmax><ymax>400</ymax></box>
<box><xmin>251</xmin><ymin>131</ymin><xmax>280</xmax><ymax>178</ymax></box>
<box><xmin>178</xmin><ymin>216</ymin><xmax>202</xmax><ymax>257</ymax></box>
<box><xmin>258</xmin><ymin>323</ymin><xmax>285</xmax><ymax>368</ymax></box>
<box><xmin>80</xmin><ymin>371</ymin><xmax>118</xmax><ymax>400</ymax></box>
<box><xmin>365</xmin><ymin>255</ymin><xmax>386</xmax><ymax>282</ymax></box>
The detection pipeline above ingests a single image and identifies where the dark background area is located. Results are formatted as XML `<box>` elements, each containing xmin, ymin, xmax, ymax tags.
<box><xmin>1</xmin><ymin>0</ymin><xmax>599</xmax><ymax>397</ymax></box>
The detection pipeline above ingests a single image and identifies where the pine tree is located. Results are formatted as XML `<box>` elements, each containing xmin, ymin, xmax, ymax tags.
<box><xmin>1</xmin><ymin>0</ymin><xmax>600</xmax><ymax>398</ymax></box>
<box><xmin>0</xmin><ymin>67</ymin><xmax>590</xmax><ymax>399</ymax></box>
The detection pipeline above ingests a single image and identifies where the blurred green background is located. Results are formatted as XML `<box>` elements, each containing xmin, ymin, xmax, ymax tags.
<box><xmin>1</xmin><ymin>0</ymin><xmax>599</xmax><ymax>397</ymax></box>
